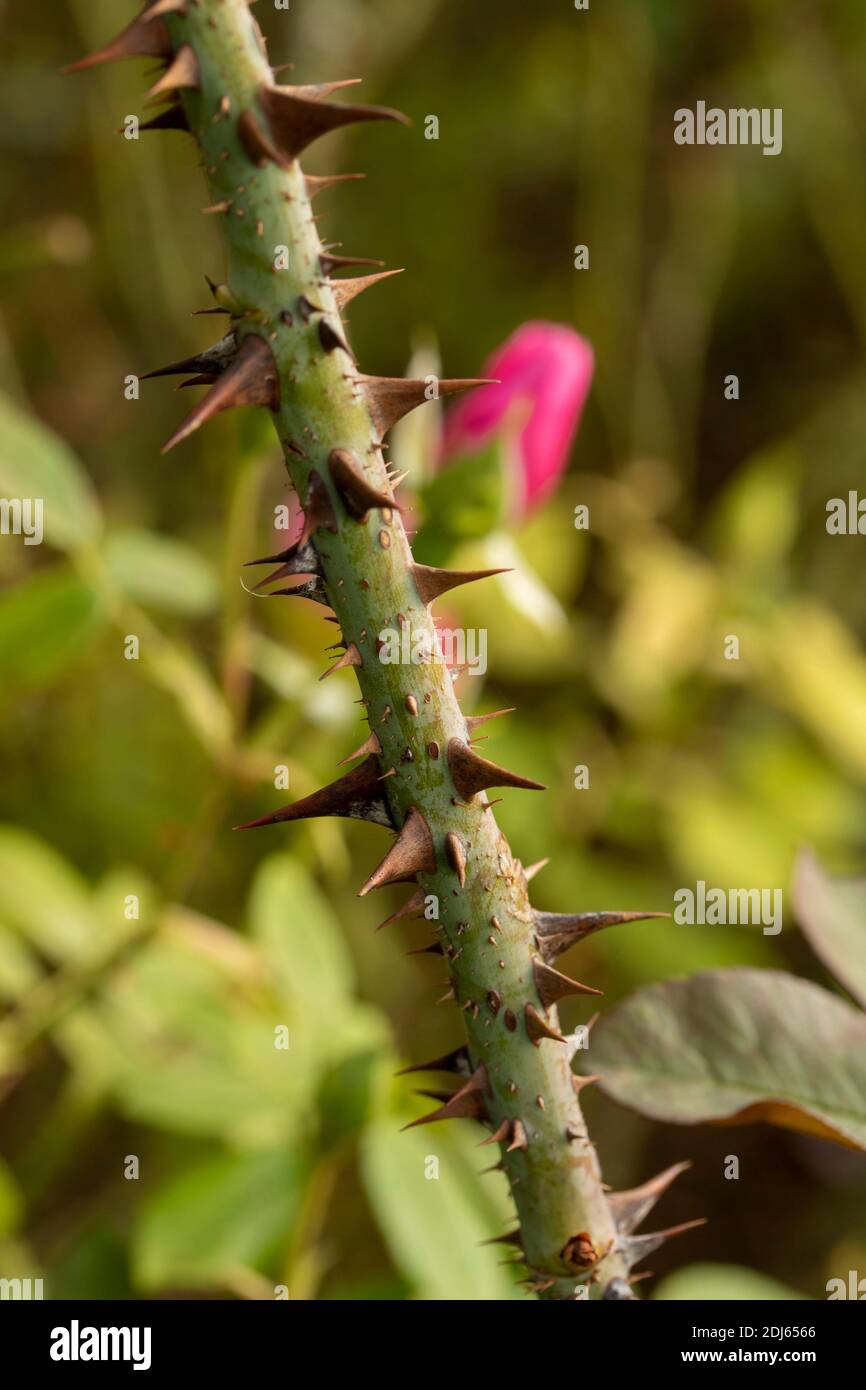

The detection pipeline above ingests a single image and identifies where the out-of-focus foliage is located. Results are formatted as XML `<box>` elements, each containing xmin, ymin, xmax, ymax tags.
<box><xmin>1</xmin><ymin>0</ymin><xmax>865</xmax><ymax>1299</ymax></box>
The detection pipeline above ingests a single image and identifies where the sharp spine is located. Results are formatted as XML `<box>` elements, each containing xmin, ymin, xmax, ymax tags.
<box><xmin>235</xmin><ymin>755</ymin><xmax>392</xmax><ymax>830</ymax></box>
<box><xmin>447</xmin><ymin>738</ymin><xmax>546</xmax><ymax>801</ymax></box>
<box><xmin>161</xmin><ymin>335</ymin><xmax>280</xmax><ymax>453</ymax></box>
<box><xmin>533</xmin><ymin>959</ymin><xmax>602</xmax><ymax>1007</ymax></box>
<box><xmin>358</xmin><ymin>807</ymin><xmax>436</xmax><ymax>895</ymax></box>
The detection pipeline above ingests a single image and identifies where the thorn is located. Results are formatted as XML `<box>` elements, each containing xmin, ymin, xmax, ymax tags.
<box><xmin>359</xmin><ymin>376</ymin><xmax>496</xmax><ymax>438</ymax></box>
<box><xmin>506</xmin><ymin>1119</ymin><xmax>529</xmax><ymax>1153</ymax></box>
<box><xmin>319</xmin><ymin>642</ymin><xmax>362</xmax><ymax>681</ymax></box>
<box><xmin>401</xmin><ymin>1065</ymin><xmax>490</xmax><ymax>1130</ymax></box>
<box><xmin>63</xmin><ymin>14</ymin><xmax>171</xmax><ymax>73</ymax></box>
<box><xmin>139</xmin><ymin>104</ymin><xmax>190</xmax><ymax>134</ymax></box>
<box><xmin>464</xmin><ymin>707</ymin><xmax>515</xmax><ymax>734</ymax></box>
<box><xmin>524</xmin><ymin>858</ymin><xmax>550</xmax><ymax>883</ymax></box>
<box><xmin>524</xmin><ymin>1003</ymin><xmax>567</xmax><ymax>1046</ymax></box>
<box><xmin>244</xmin><ymin>538</ymin><xmax>323</xmax><ymax>590</ymax></box>
<box><xmin>202</xmin><ymin>199</ymin><xmax>233</xmax><ymax>215</ymax></box>
<box><xmin>329</xmin><ymin>268</ymin><xmax>405</xmax><ymax>309</ymax></box>
<box><xmin>571</xmin><ymin>1073</ymin><xmax>601</xmax><ymax>1095</ymax></box>
<box><xmin>266</xmin><ymin>578</ymin><xmax>330</xmax><ymax>606</ymax></box>
<box><xmin>319</xmin><ymin>253</ymin><xmax>385</xmax><ymax>275</ymax></box>
<box><xmin>161</xmin><ymin>335</ymin><xmax>279</xmax><ymax>453</ymax></box>
<box><xmin>406</xmin><ymin>941</ymin><xmax>444</xmax><ymax>957</ymax></box>
<box><xmin>533</xmin><ymin>959</ymin><xmax>602</xmax><ymax>1007</ymax></box>
<box><xmin>534</xmin><ymin>910</ymin><xmax>668</xmax><ymax>962</ymax></box>
<box><xmin>328</xmin><ymin>448</ymin><xmax>396</xmax><ymax>519</ymax></box>
<box><xmin>608</xmin><ymin>1162</ymin><xmax>692</xmax><ymax>1236</ymax></box>
<box><xmin>235</xmin><ymin>755</ymin><xmax>392</xmax><ymax>830</ymax></box>
<box><xmin>478</xmin><ymin>1120</ymin><xmax>511</xmax><ymax>1148</ymax></box>
<box><xmin>437</xmin><ymin>986</ymin><xmax>456</xmax><ymax>1005</ymax></box>
<box><xmin>142</xmin><ymin>334</ymin><xmax>237</xmax><ymax>381</ymax></box>
<box><xmin>256</xmin><ymin>84</ymin><xmax>409</xmax><ymax>165</ymax></box>
<box><xmin>447</xmin><ymin>738</ymin><xmax>546</xmax><ymax>802</ymax></box>
<box><xmin>412</xmin><ymin>564</ymin><xmax>508</xmax><ymax>608</ymax></box>
<box><xmin>147</xmin><ymin>44</ymin><xmax>200</xmax><ymax>97</ymax></box>
<box><xmin>337</xmin><ymin>730</ymin><xmax>382</xmax><ymax>765</ymax></box>
<box><xmin>237</xmin><ymin>107</ymin><xmax>283</xmax><ymax>167</ymax></box>
<box><xmin>396</xmin><ymin>1046</ymin><xmax>470</xmax><ymax>1077</ymax></box>
<box><xmin>358</xmin><ymin>807</ymin><xmax>436</xmax><ymax>896</ymax></box>
<box><xmin>375</xmin><ymin>887</ymin><xmax>425</xmax><ymax>931</ymax></box>
<box><xmin>305</xmin><ymin>171</ymin><xmax>366</xmax><ymax>199</ymax></box>
<box><xmin>480</xmin><ymin>1230</ymin><xmax>524</xmax><ymax>1249</ymax></box>
<box><xmin>318</xmin><ymin>319</ymin><xmax>353</xmax><ymax>357</ymax></box>
<box><xmin>298</xmin><ymin>471</ymin><xmax>339</xmax><ymax>544</ymax></box>
<box><xmin>280</xmin><ymin>78</ymin><xmax>364</xmax><ymax>102</ymax></box>
<box><xmin>619</xmin><ymin>1219</ymin><xmax>707</xmax><ymax>1271</ymax></box>
<box><xmin>444</xmin><ymin>832</ymin><xmax>467</xmax><ymax>888</ymax></box>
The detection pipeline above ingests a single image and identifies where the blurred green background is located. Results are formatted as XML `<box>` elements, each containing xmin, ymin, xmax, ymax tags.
<box><xmin>1</xmin><ymin>0</ymin><xmax>865</xmax><ymax>1300</ymax></box>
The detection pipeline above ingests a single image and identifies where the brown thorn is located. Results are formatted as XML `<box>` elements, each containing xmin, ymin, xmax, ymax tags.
<box><xmin>358</xmin><ymin>807</ymin><xmax>436</xmax><ymax>896</ymax></box>
<box><xmin>337</xmin><ymin>730</ymin><xmax>382</xmax><ymax>765</ymax></box>
<box><xmin>533</xmin><ymin>958</ymin><xmax>602</xmax><ymax>1007</ymax></box>
<box><xmin>447</xmin><ymin>738</ymin><xmax>546</xmax><ymax>801</ymax></box>
<box><xmin>319</xmin><ymin>642</ymin><xmax>362</xmax><ymax>681</ymax></box>
<box><xmin>328</xmin><ymin>447</ymin><xmax>397</xmax><ymax>519</ymax></box>
<box><xmin>444</xmin><ymin>832</ymin><xmax>467</xmax><ymax>888</ymax></box>
<box><xmin>375</xmin><ymin>887</ymin><xmax>425</xmax><ymax>931</ymax></box>
<box><xmin>259</xmin><ymin>83</ymin><xmax>409</xmax><ymax>165</ymax></box>
<box><xmin>235</xmin><ymin>755</ymin><xmax>392</xmax><ymax>830</ymax></box>
<box><xmin>359</xmin><ymin>375</ymin><xmax>496</xmax><ymax>438</ymax></box>
<box><xmin>524</xmin><ymin>1003</ymin><xmax>567</xmax><ymax>1046</ymax></box>
<box><xmin>63</xmin><ymin>14</ymin><xmax>171</xmax><ymax>73</ymax></box>
<box><xmin>329</xmin><ymin>268</ymin><xmax>405</xmax><ymax>309</ymax></box>
<box><xmin>147</xmin><ymin>44</ymin><xmax>200</xmax><ymax>98</ymax></box>
<box><xmin>412</xmin><ymin>563</ymin><xmax>508</xmax><ymax>608</ymax></box>
<box><xmin>161</xmin><ymin>335</ymin><xmax>279</xmax><ymax>453</ymax></box>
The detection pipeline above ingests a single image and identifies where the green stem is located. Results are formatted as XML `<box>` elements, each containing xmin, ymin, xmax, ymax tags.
<box><xmin>73</xmin><ymin>0</ymin><xmax>647</xmax><ymax>1299</ymax></box>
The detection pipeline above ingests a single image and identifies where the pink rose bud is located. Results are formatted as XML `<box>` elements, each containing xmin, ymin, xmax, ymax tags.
<box><xmin>442</xmin><ymin>322</ymin><xmax>594</xmax><ymax>515</ymax></box>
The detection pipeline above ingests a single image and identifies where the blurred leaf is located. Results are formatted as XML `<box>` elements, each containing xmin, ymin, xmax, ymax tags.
<box><xmin>759</xmin><ymin>601</ymin><xmax>866</xmax><ymax>782</ymax></box>
<box><xmin>360</xmin><ymin>1115</ymin><xmax>520</xmax><ymax>1301</ymax></box>
<box><xmin>793</xmin><ymin>849</ymin><xmax>866</xmax><ymax>1009</ymax></box>
<box><xmin>0</xmin><ymin>393</ymin><xmax>100</xmax><ymax>551</ymax></box>
<box><xmin>103</xmin><ymin>528</ymin><xmax>219</xmax><ymax>616</ymax></box>
<box><xmin>317</xmin><ymin>1047</ymin><xmax>391</xmax><ymax>1150</ymax></box>
<box><xmin>248</xmin><ymin>854</ymin><xmax>355</xmax><ymax>1014</ymax></box>
<box><xmin>654</xmin><ymin>1262</ymin><xmax>806</xmax><ymax>1301</ymax></box>
<box><xmin>97</xmin><ymin>935</ymin><xmax>318</xmax><ymax>1146</ymax></box>
<box><xmin>132</xmin><ymin>1148</ymin><xmax>306</xmax><ymax>1292</ymax></box>
<box><xmin>710</xmin><ymin>447</ymin><xmax>799</xmax><ymax>579</ymax></box>
<box><xmin>0</xmin><ymin>826</ymin><xmax>93</xmax><ymax>965</ymax></box>
<box><xmin>0</xmin><ymin>569</ymin><xmax>104</xmax><ymax>691</ymax></box>
<box><xmin>0</xmin><ymin>1157</ymin><xmax>24</xmax><ymax>1240</ymax></box>
<box><xmin>51</xmin><ymin>1227</ymin><xmax>133</xmax><ymax>1301</ymax></box>
<box><xmin>582</xmin><ymin>968</ymin><xmax>866</xmax><ymax>1150</ymax></box>
<box><xmin>414</xmin><ymin>436</ymin><xmax>509</xmax><ymax>563</ymax></box>
<box><xmin>0</xmin><ymin>926</ymin><xmax>41</xmax><ymax>1002</ymax></box>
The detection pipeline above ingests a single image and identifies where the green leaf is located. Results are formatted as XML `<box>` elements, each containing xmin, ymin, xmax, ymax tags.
<box><xmin>654</xmin><ymin>1262</ymin><xmax>807</xmax><ymax>1301</ymax></box>
<box><xmin>414</xmin><ymin>435</ymin><xmax>509</xmax><ymax>564</ymax></box>
<box><xmin>581</xmin><ymin>968</ymin><xmax>866</xmax><ymax>1151</ymax></box>
<box><xmin>132</xmin><ymin>1148</ymin><xmax>306</xmax><ymax>1292</ymax></box>
<box><xmin>0</xmin><ymin>569</ymin><xmax>104</xmax><ymax>691</ymax></box>
<box><xmin>0</xmin><ymin>827</ymin><xmax>94</xmax><ymax>965</ymax></box>
<box><xmin>793</xmin><ymin>849</ymin><xmax>866</xmax><ymax>1010</ymax></box>
<box><xmin>248</xmin><ymin>855</ymin><xmax>355</xmax><ymax>1013</ymax></box>
<box><xmin>0</xmin><ymin>393</ymin><xmax>100</xmax><ymax>552</ymax></box>
<box><xmin>360</xmin><ymin>1116</ymin><xmax>520</xmax><ymax>1301</ymax></box>
<box><xmin>103</xmin><ymin>527</ymin><xmax>220</xmax><ymax>615</ymax></box>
